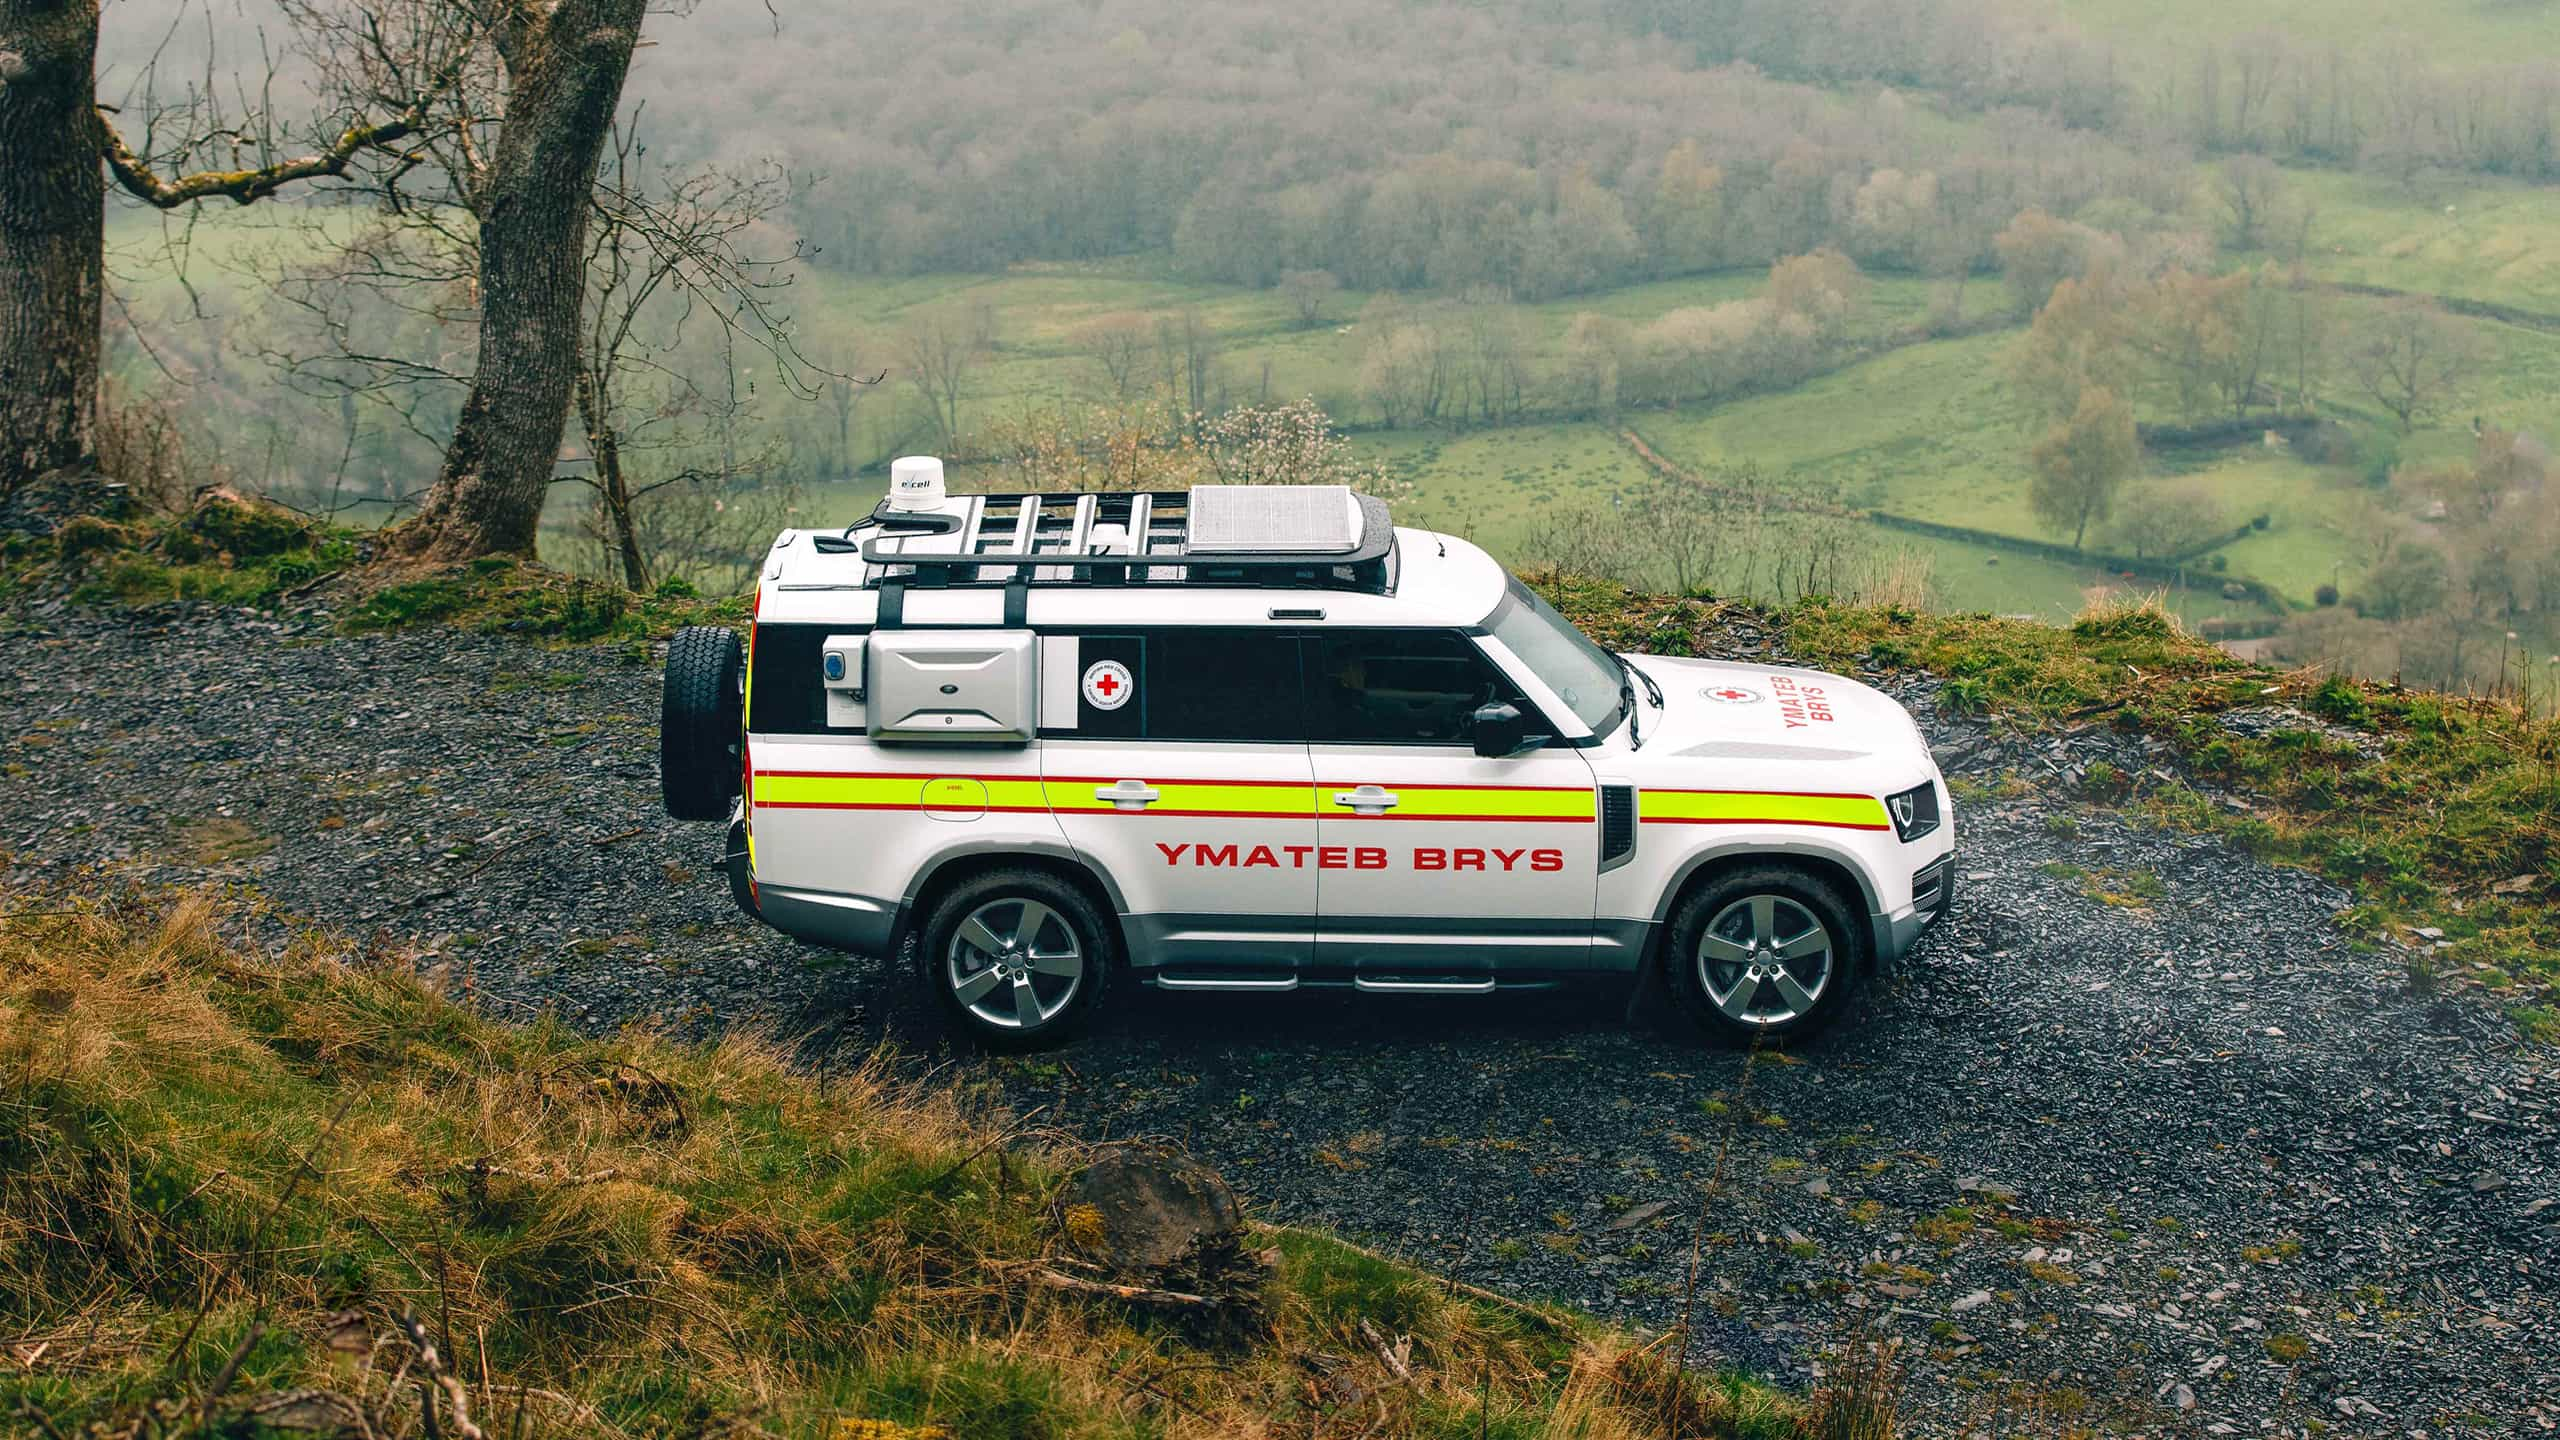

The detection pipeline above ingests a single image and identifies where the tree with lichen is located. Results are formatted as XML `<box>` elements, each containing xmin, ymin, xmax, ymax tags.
<box><xmin>389</xmin><ymin>0</ymin><xmax>655</xmax><ymax>565</ymax></box>
<box><xmin>0</xmin><ymin>0</ymin><xmax>468</xmax><ymax>497</ymax></box>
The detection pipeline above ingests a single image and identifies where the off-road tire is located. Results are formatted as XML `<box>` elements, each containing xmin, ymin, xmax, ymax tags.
<box><xmin>920</xmin><ymin>868</ymin><xmax>1117</xmax><ymax>1052</ymax></box>
<box><xmin>722</xmin><ymin>813</ymin><xmax>757</xmax><ymax>918</ymax></box>
<box><xmin>1662</xmin><ymin>864</ymin><xmax>1866</xmax><ymax>1045</ymax></box>
<box><xmin>662</xmin><ymin>626</ymin><xmax>744</xmax><ymax>821</ymax></box>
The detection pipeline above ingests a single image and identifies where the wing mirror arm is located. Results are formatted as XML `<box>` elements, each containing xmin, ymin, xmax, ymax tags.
<box><xmin>1470</xmin><ymin>700</ymin><xmax>1550</xmax><ymax>759</ymax></box>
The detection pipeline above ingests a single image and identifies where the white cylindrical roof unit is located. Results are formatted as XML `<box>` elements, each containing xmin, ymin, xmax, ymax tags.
<box><xmin>888</xmin><ymin>455</ymin><xmax>947</xmax><ymax>511</ymax></box>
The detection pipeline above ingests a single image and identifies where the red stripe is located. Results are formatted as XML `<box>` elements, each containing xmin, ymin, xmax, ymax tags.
<box><xmin>756</xmin><ymin>801</ymin><xmax>1058</xmax><ymax>814</ymax></box>
<box><xmin>1643</xmin><ymin>787</ymin><xmax>1883</xmax><ymax>802</ymax></box>
<box><xmin>1330</xmin><ymin>811</ymin><xmax>1593</xmax><ymax>823</ymax></box>
<box><xmin>1639</xmin><ymin>816</ymin><xmax>1892</xmax><ymax>832</ymax></box>
<box><xmin>760</xmin><ymin>768</ymin><xmax>1601</xmax><ymax>796</ymax></box>
<box><xmin>1314</xmin><ymin>780</ymin><xmax>1595</xmax><ymax>794</ymax></box>
<box><xmin>1041</xmin><ymin>773</ymin><xmax>1316</xmax><ymax>789</ymax></box>
<box><xmin>754</xmin><ymin>768</ymin><xmax>1041</xmax><ymax>781</ymax></box>
<box><xmin>1071</xmin><ymin>806</ymin><xmax>1317</xmax><ymax>820</ymax></box>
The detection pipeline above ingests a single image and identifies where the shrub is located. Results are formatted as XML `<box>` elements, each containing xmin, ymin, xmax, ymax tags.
<box><xmin>2309</xmin><ymin>675</ymin><xmax>2371</xmax><ymax>727</ymax></box>
<box><xmin>2080</xmin><ymin>760</ymin><xmax>2132</xmax><ymax>802</ymax></box>
<box><xmin>49</xmin><ymin>514</ymin><xmax>138</xmax><ymax>563</ymax></box>
<box><xmin>2070</xmin><ymin>594</ymin><xmax>2179</xmax><ymax>642</ymax></box>
<box><xmin>183</xmin><ymin>492</ymin><xmax>313</xmax><ymax>558</ymax></box>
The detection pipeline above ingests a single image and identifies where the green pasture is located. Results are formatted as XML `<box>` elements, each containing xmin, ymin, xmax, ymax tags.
<box><xmin>2270</xmin><ymin>169</ymin><xmax>2560</xmax><ymax>317</ymax></box>
<box><xmin>2059</xmin><ymin>0</ymin><xmax>2558</xmax><ymax>68</ymax></box>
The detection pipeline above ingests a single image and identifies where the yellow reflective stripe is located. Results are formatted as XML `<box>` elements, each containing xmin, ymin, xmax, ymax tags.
<box><xmin>1640</xmin><ymin>790</ymin><xmax>1890</xmax><ymax>830</ymax></box>
<box><xmin>1046</xmin><ymin>780</ymin><xmax>1316</xmax><ymax>817</ymax></box>
<box><xmin>752</xmin><ymin>773</ymin><xmax>1047</xmax><ymax>811</ymax></box>
<box><xmin>1341</xmin><ymin>785</ymin><xmax>1594</xmax><ymax>821</ymax></box>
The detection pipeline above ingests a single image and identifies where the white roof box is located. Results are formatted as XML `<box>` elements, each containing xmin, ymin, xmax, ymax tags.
<box><xmin>1185</xmin><ymin>485</ymin><xmax>1363</xmax><ymax>555</ymax></box>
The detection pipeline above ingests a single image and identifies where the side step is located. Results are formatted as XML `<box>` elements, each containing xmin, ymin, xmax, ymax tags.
<box><xmin>1351</xmin><ymin>975</ymin><xmax>1498</xmax><ymax>995</ymax></box>
<box><xmin>1150</xmin><ymin>973</ymin><xmax>1299</xmax><ymax>992</ymax></box>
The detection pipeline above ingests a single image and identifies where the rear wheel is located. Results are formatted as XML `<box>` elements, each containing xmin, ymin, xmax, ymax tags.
<box><xmin>662</xmin><ymin>626</ymin><xmax>743</xmax><ymax>821</ymax></box>
<box><xmin>921</xmin><ymin>869</ymin><xmax>1115</xmax><ymax>1051</ymax></box>
<box><xmin>1663</xmin><ymin>865</ymin><xmax>1864</xmax><ymax>1043</ymax></box>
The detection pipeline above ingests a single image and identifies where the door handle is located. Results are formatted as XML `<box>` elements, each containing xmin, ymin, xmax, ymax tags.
<box><xmin>1332</xmin><ymin>785</ymin><xmax>1400</xmax><ymax>815</ymax></box>
<box><xmin>1096</xmin><ymin>780</ymin><xmax>1161</xmax><ymax>811</ymax></box>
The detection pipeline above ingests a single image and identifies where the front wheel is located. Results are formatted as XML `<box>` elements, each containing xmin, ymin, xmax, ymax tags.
<box><xmin>1663</xmin><ymin>865</ymin><xmax>1865</xmax><ymax>1044</ymax></box>
<box><xmin>920</xmin><ymin>869</ymin><xmax>1116</xmax><ymax>1051</ymax></box>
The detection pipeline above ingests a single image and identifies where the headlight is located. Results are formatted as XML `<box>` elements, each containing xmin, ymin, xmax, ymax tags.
<box><xmin>1886</xmin><ymin>782</ymin><xmax>1941</xmax><ymax>842</ymax></box>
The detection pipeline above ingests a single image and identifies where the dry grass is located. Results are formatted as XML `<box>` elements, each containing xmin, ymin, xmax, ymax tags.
<box><xmin>0</xmin><ymin>886</ymin><xmax>1819</xmax><ymax>1439</ymax></box>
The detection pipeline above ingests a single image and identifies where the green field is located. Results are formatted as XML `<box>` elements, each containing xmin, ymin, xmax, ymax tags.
<box><xmin>2269</xmin><ymin>170</ymin><xmax>2560</xmax><ymax>316</ymax></box>
<box><xmin>2060</xmin><ymin>0</ymin><xmax>2560</xmax><ymax>67</ymax></box>
<box><xmin>104</xmin><ymin>171</ymin><xmax>2558</xmax><ymax>634</ymax></box>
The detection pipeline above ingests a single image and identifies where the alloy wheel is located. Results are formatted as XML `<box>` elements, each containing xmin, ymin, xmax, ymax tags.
<box><xmin>946</xmin><ymin>897</ymin><xmax>1085</xmax><ymax>1029</ymax></box>
<box><xmin>1696</xmin><ymin>893</ymin><xmax>1834</xmax><ymax>1026</ymax></box>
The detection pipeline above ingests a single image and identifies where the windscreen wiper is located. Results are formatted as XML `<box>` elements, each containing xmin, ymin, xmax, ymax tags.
<box><xmin>1613</xmin><ymin>652</ymin><xmax>1656</xmax><ymax>747</ymax></box>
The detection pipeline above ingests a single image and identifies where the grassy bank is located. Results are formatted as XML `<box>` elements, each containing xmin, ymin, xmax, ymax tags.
<box><xmin>1548</xmin><ymin>578</ymin><xmax>2560</xmax><ymax>1028</ymax></box>
<box><xmin>0</xmin><ymin>887</ymin><xmax>1807</xmax><ymax>1439</ymax></box>
<box><xmin>0</xmin><ymin>503</ymin><xmax>747</xmax><ymax>646</ymax></box>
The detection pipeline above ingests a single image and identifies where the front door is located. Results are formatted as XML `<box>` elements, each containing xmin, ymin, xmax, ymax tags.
<box><xmin>1306</xmin><ymin>629</ymin><xmax>1599</xmax><ymax>976</ymax></box>
<box><xmin>1040</xmin><ymin>626</ymin><xmax>1317</xmax><ymax>974</ymax></box>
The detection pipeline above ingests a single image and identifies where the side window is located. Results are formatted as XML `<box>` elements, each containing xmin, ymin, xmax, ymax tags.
<box><xmin>1311</xmin><ymin>630</ymin><xmax>1525</xmax><ymax>745</ymax></box>
<box><xmin>1144</xmin><ymin>629</ymin><xmax>1306</xmax><ymax>742</ymax></box>
<box><xmin>1064</xmin><ymin>629</ymin><xmax>1307</xmax><ymax>742</ymax></box>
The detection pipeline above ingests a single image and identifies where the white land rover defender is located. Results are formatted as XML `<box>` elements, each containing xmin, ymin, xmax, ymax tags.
<box><xmin>660</xmin><ymin>458</ymin><xmax>1954</xmax><ymax>1050</ymax></box>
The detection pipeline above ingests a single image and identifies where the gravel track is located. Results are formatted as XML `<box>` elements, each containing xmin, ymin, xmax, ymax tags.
<box><xmin>4</xmin><ymin>606</ymin><xmax>2553</xmax><ymax>1437</ymax></box>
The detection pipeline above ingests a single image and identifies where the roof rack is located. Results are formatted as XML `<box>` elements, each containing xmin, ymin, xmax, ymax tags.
<box><xmin>831</xmin><ymin>486</ymin><xmax>1399</xmax><ymax>596</ymax></box>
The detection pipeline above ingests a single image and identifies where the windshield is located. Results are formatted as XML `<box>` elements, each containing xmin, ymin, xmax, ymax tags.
<box><xmin>1483</xmin><ymin>578</ymin><xmax>1627</xmax><ymax>736</ymax></box>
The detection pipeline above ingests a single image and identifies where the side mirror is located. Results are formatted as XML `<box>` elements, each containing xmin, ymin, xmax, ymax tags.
<box><xmin>1471</xmin><ymin>700</ymin><xmax>1547</xmax><ymax>759</ymax></box>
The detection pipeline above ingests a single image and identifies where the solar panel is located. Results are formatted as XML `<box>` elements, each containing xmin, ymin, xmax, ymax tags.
<box><xmin>1184</xmin><ymin>485</ymin><xmax>1363</xmax><ymax>555</ymax></box>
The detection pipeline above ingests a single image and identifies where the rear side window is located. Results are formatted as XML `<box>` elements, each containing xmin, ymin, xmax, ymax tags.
<box><xmin>1310</xmin><ymin>630</ymin><xmax>1527</xmax><ymax>745</ymax></box>
<box><xmin>1060</xmin><ymin>628</ymin><xmax>1307</xmax><ymax>743</ymax></box>
<box><xmin>746</xmin><ymin>624</ymin><xmax>837</xmax><ymax>734</ymax></box>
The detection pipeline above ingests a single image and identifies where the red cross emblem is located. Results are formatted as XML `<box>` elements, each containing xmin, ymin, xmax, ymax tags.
<box><xmin>1081</xmin><ymin>659</ymin><xmax>1134</xmax><ymax>711</ymax></box>
<box><xmin>1704</xmin><ymin>685</ymin><xmax>1762</xmax><ymax>705</ymax></box>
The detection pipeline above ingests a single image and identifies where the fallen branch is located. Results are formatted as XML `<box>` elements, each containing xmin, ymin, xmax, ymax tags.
<box><xmin>461</xmin><ymin>1160</ymin><xmax>622</xmax><ymax>1186</ymax></box>
<box><xmin>1357</xmin><ymin>1317</ymin><xmax>1414</xmax><ymax>1384</ymax></box>
<box><xmin>1025</xmin><ymin>1267</ymin><xmax>1212</xmax><ymax>1308</ymax></box>
<box><xmin>458</xmin><ymin>833</ymin><xmax>546</xmax><ymax>881</ymax></box>
<box><xmin>393</xmin><ymin>1310</ymin><xmax>482</xmax><ymax>1440</ymax></box>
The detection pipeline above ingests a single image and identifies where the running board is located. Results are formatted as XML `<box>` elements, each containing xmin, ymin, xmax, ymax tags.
<box><xmin>1150</xmin><ymin>973</ymin><xmax>1299</xmax><ymax>992</ymax></box>
<box><xmin>1352</xmin><ymin>975</ymin><xmax>1499</xmax><ymax>995</ymax></box>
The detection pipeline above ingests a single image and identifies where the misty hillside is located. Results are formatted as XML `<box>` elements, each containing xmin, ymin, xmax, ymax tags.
<box><xmin>80</xmin><ymin>0</ymin><xmax>2560</xmax><ymax>714</ymax></box>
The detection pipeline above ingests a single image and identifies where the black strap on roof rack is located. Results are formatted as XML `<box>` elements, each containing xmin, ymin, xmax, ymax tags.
<box><xmin>876</xmin><ymin>579</ymin><xmax>906</xmax><ymax>627</ymax></box>
<box><xmin>1002</xmin><ymin>575</ymin><xmax>1030</xmax><ymax>627</ymax></box>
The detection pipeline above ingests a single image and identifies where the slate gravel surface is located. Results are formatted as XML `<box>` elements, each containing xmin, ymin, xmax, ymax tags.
<box><xmin>4</xmin><ymin>605</ymin><xmax>2554</xmax><ymax>1437</ymax></box>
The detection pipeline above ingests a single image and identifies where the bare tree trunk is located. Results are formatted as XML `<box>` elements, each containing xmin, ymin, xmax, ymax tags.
<box><xmin>0</xmin><ymin>0</ymin><xmax>103</xmax><ymax>494</ymax></box>
<box><xmin>397</xmin><ymin>0</ymin><xmax>647</xmax><ymax>562</ymax></box>
<box><xmin>573</xmin><ymin>363</ymin><xmax>646</xmax><ymax>590</ymax></box>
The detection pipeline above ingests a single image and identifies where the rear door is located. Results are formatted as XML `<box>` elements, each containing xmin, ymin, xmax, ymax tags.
<box><xmin>1307</xmin><ymin>629</ymin><xmax>1600</xmax><ymax>977</ymax></box>
<box><xmin>1040</xmin><ymin>627</ymin><xmax>1318</xmax><ymax>975</ymax></box>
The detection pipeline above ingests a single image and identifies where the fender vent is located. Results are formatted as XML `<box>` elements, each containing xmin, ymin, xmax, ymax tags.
<box><xmin>1600</xmin><ymin>785</ymin><xmax>1637</xmax><ymax>867</ymax></box>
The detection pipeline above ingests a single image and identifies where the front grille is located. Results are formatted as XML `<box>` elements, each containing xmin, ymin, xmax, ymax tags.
<box><xmin>1600</xmin><ymin>785</ymin><xmax>1637</xmax><ymax>866</ymax></box>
